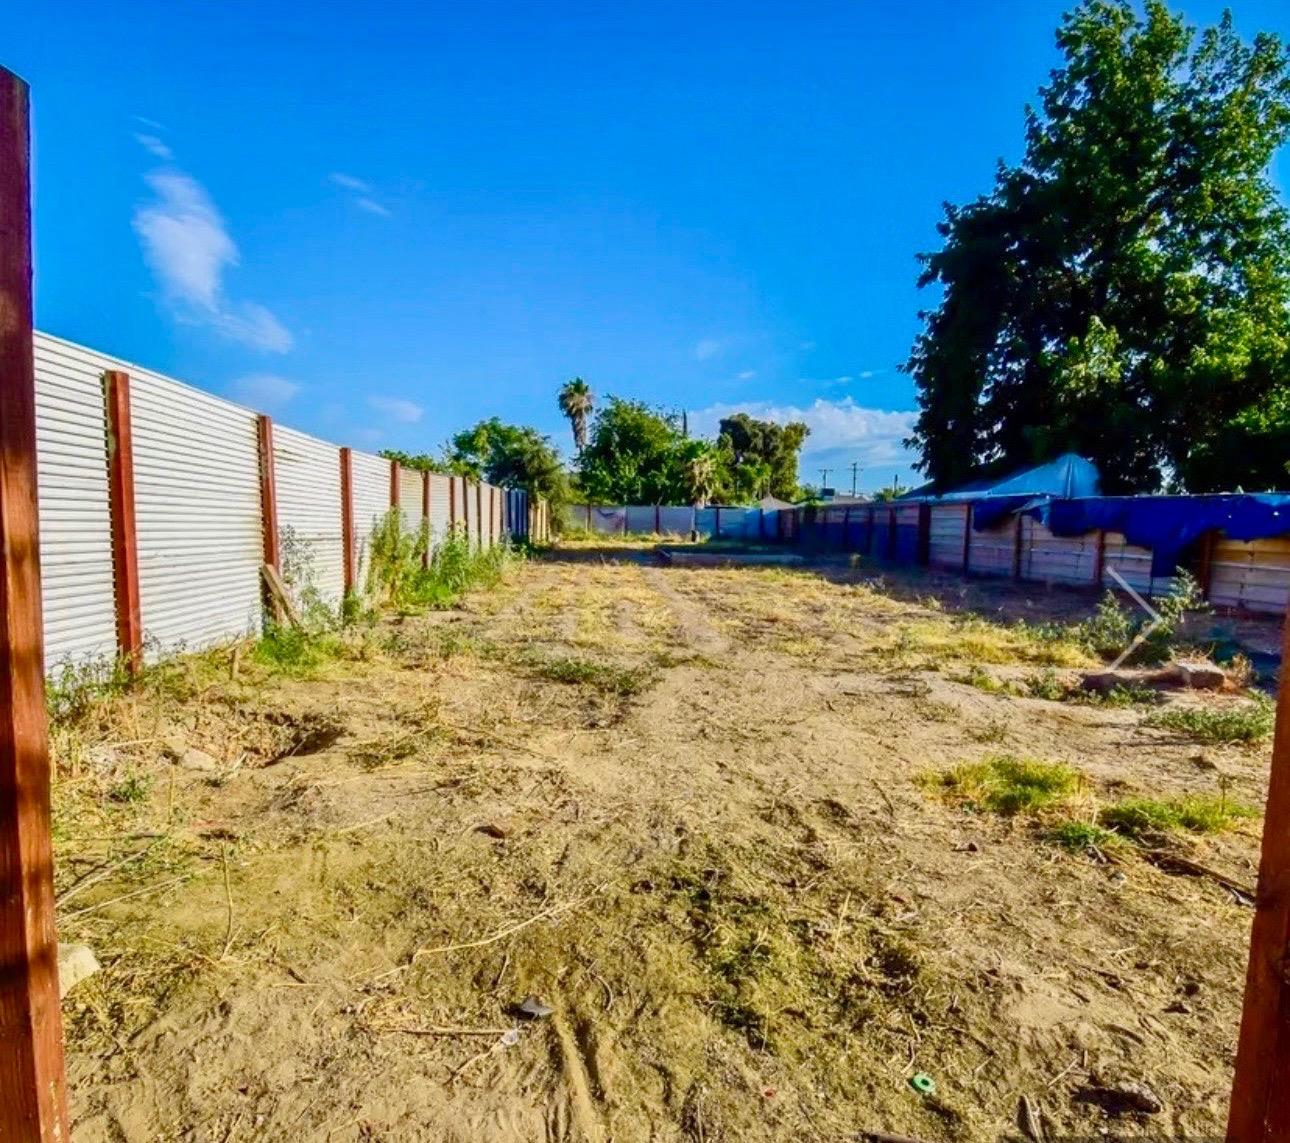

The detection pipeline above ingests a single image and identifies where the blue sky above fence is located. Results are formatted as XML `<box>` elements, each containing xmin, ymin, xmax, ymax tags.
<box><xmin>13</xmin><ymin>0</ymin><xmax>1289</xmax><ymax>492</ymax></box>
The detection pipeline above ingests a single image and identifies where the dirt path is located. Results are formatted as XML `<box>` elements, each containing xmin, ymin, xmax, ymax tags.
<box><xmin>54</xmin><ymin>553</ymin><xmax>1268</xmax><ymax>1141</ymax></box>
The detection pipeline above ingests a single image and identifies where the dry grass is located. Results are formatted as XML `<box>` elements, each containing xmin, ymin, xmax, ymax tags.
<box><xmin>52</xmin><ymin>551</ymin><xmax>1273</xmax><ymax>1142</ymax></box>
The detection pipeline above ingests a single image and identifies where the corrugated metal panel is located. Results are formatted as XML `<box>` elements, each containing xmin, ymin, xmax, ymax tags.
<box><xmin>429</xmin><ymin>474</ymin><xmax>451</xmax><ymax>548</ymax></box>
<box><xmin>274</xmin><ymin>426</ymin><xmax>344</xmax><ymax>609</ymax></box>
<box><xmin>625</xmin><ymin>505</ymin><xmax>655</xmax><ymax>534</ymax></box>
<box><xmin>592</xmin><ymin>505</ymin><xmax>626</xmax><ymax>535</ymax></box>
<box><xmin>32</xmin><ymin>332</ymin><xmax>119</xmax><ymax>670</ymax></box>
<box><xmin>659</xmin><ymin>506</ymin><xmax>694</xmax><ymax>535</ymax></box>
<box><xmin>129</xmin><ymin>361</ymin><xmax>263</xmax><ymax>654</ymax></box>
<box><xmin>399</xmin><ymin>466</ymin><xmax>423</xmax><ymax>540</ymax></box>
<box><xmin>350</xmin><ymin>450</ymin><xmax>389</xmax><ymax>592</ymax></box>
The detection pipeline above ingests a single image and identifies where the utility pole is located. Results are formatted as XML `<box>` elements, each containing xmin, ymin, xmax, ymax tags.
<box><xmin>850</xmin><ymin>462</ymin><xmax>859</xmax><ymax>498</ymax></box>
<box><xmin>819</xmin><ymin>468</ymin><xmax>831</xmax><ymax>491</ymax></box>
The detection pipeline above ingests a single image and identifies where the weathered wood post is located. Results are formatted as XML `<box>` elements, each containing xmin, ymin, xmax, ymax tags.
<box><xmin>0</xmin><ymin>64</ymin><xmax>71</xmax><ymax>1141</ymax></box>
<box><xmin>339</xmin><ymin>448</ymin><xmax>355</xmax><ymax>593</ymax></box>
<box><xmin>104</xmin><ymin>370</ymin><xmax>142</xmax><ymax>672</ymax></box>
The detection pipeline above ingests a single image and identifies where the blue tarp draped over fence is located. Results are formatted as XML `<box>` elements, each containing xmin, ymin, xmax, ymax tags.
<box><xmin>973</xmin><ymin>493</ymin><xmax>1290</xmax><ymax>577</ymax></box>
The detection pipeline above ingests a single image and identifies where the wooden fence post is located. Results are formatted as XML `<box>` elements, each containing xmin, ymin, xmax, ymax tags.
<box><xmin>655</xmin><ymin>504</ymin><xmax>661</xmax><ymax>534</ymax></box>
<box><xmin>1197</xmin><ymin>529</ymin><xmax>1216</xmax><ymax>601</ymax></box>
<box><xmin>448</xmin><ymin>475</ymin><xmax>457</xmax><ymax>530</ymax></box>
<box><xmin>256</xmin><ymin>415</ymin><xmax>280</xmax><ymax>570</ymax></box>
<box><xmin>389</xmin><ymin>460</ymin><xmax>400</xmax><ymax>511</ymax></box>
<box><xmin>0</xmin><ymin>64</ymin><xmax>71</xmax><ymax>1142</ymax></box>
<box><xmin>339</xmin><ymin>448</ymin><xmax>355</xmax><ymax>593</ymax></box>
<box><xmin>917</xmin><ymin>503</ymin><xmax>931</xmax><ymax>564</ymax></box>
<box><xmin>1228</xmin><ymin>612</ymin><xmax>1290</xmax><ymax>1140</ymax></box>
<box><xmin>1092</xmin><ymin>528</ymin><xmax>1106</xmax><ymax>590</ymax></box>
<box><xmin>1012</xmin><ymin>514</ymin><xmax>1024</xmax><ymax>580</ymax></box>
<box><xmin>103</xmin><ymin>370</ymin><xmax>142</xmax><ymax>672</ymax></box>
<box><xmin>490</xmin><ymin>485</ymin><xmax>496</xmax><ymax>546</ymax></box>
<box><xmin>475</xmin><ymin>481</ymin><xmax>483</xmax><ymax>548</ymax></box>
<box><xmin>961</xmin><ymin>503</ymin><xmax>973</xmax><ymax>574</ymax></box>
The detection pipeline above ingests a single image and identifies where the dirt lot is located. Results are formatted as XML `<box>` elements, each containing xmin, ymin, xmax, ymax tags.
<box><xmin>55</xmin><ymin>545</ymin><xmax>1275</xmax><ymax>1141</ymax></box>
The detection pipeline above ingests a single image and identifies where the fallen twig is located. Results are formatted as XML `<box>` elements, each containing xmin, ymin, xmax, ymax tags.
<box><xmin>369</xmin><ymin>1023</ymin><xmax>516</xmax><ymax>1037</ymax></box>
<box><xmin>57</xmin><ymin>842</ymin><xmax>158</xmax><ymax>906</ymax></box>
<box><xmin>373</xmin><ymin>883</ymin><xmax>609</xmax><ymax>981</ymax></box>
<box><xmin>62</xmin><ymin>873</ymin><xmax>190</xmax><ymax>919</ymax></box>
<box><xmin>219</xmin><ymin>846</ymin><xmax>236</xmax><ymax>959</ymax></box>
<box><xmin>1144</xmin><ymin>849</ymin><xmax>1254</xmax><ymax>900</ymax></box>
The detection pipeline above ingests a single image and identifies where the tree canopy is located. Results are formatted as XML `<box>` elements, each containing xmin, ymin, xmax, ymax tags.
<box><xmin>906</xmin><ymin>0</ymin><xmax>1290</xmax><ymax>494</ymax></box>
<box><xmin>444</xmin><ymin>417</ymin><xmax>569</xmax><ymax>509</ymax></box>
<box><xmin>574</xmin><ymin>400</ymin><xmax>809</xmax><ymax>504</ymax></box>
<box><xmin>557</xmin><ymin>377</ymin><xmax>594</xmax><ymax>454</ymax></box>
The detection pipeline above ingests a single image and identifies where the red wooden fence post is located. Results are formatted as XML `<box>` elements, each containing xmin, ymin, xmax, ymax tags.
<box><xmin>389</xmin><ymin>460</ymin><xmax>400</xmax><ymax>512</ymax></box>
<box><xmin>490</xmin><ymin>485</ymin><xmax>496</xmax><ymax>546</ymax></box>
<box><xmin>256</xmin><ymin>415</ymin><xmax>280</xmax><ymax>570</ymax></box>
<box><xmin>0</xmin><ymin>64</ymin><xmax>71</xmax><ymax>1142</ymax></box>
<box><xmin>961</xmin><ymin>503</ymin><xmax>973</xmax><ymax>574</ymax></box>
<box><xmin>1012</xmin><ymin>514</ymin><xmax>1024</xmax><ymax>580</ymax></box>
<box><xmin>103</xmin><ymin>370</ymin><xmax>142</xmax><ymax>672</ymax></box>
<box><xmin>1228</xmin><ymin>612</ymin><xmax>1290</xmax><ymax>1140</ymax></box>
<box><xmin>1092</xmin><ymin>528</ymin><xmax>1106</xmax><ymax>590</ymax></box>
<box><xmin>448</xmin><ymin>475</ymin><xmax>457</xmax><ymax>530</ymax></box>
<box><xmin>339</xmin><ymin>448</ymin><xmax>355</xmax><ymax>594</ymax></box>
<box><xmin>475</xmin><ymin>481</ymin><xmax>483</xmax><ymax>548</ymax></box>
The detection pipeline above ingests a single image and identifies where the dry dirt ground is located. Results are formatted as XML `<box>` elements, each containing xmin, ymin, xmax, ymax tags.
<box><xmin>54</xmin><ymin>545</ymin><xmax>1276</xmax><ymax>1142</ymax></box>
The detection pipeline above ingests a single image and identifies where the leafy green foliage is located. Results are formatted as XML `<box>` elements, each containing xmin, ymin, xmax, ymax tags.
<box><xmin>1145</xmin><ymin>697</ymin><xmax>1275</xmax><ymax>743</ymax></box>
<box><xmin>576</xmin><ymin>398</ymin><xmax>690</xmax><ymax>505</ymax></box>
<box><xmin>557</xmin><ymin>377</ymin><xmax>594</xmax><ymax>454</ymax></box>
<box><xmin>1075</xmin><ymin>571</ymin><xmax>1208</xmax><ymax>663</ymax></box>
<box><xmin>907</xmin><ymin>0</ymin><xmax>1290</xmax><ymax>493</ymax></box>
<box><xmin>445</xmin><ymin>417</ymin><xmax>569</xmax><ymax>517</ymax></box>
<box><xmin>713</xmin><ymin>413</ymin><xmax>808</xmax><ymax>501</ymax></box>
<box><xmin>1047</xmin><ymin>819</ymin><xmax>1122</xmax><ymax>850</ymax></box>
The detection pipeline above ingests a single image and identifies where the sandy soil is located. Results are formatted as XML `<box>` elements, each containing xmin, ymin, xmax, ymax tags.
<box><xmin>54</xmin><ymin>548</ymin><xmax>1273</xmax><ymax>1141</ymax></box>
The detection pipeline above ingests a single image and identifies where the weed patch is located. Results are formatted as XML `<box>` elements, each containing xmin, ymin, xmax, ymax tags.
<box><xmin>1046</xmin><ymin>819</ymin><xmax>1123</xmax><ymax>851</ymax></box>
<box><xmin>1099</xmin><ymin>795</ymin><xmax>1256</xmax><ymax>841</ymax></box>
<box><xmin>523</xmin><ymin>652</ymin><xmax>656</xmax><ymax>696</ymax></box>
<box><xmin>1145</xmin><ymin>699</ymin><xmax>1274</xmax><ymax>744</ymax></box>
<box><xmin>922</xmin><ymin>756</ymin><xmax>1083</xmax><ymax>816</ymax></box>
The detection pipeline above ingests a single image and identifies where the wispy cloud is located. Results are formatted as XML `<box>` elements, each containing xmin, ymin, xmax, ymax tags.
<box><xmin>133</xmin><ymin>166</ymin><xmax>293</xmax><ymax>353</ymax></box>
<box><xmin>329</xmin><ymin>172</ymin><xmax>392</xmax><ymax>217</ymax></box>
<box><xmin>328</xmin><ymin>172</ymin><xmax>372</xmax><ymax>193</ymax></box>
<box><xmin>134</xmin><ymin>133</ymin><xmax>173</xmax><ymax>160</ymax></box>
<box><xmin>737</xmin><ymin>369</ymin><xmax>757</xmax><ymax>381</ymax></box>
<box><xmin>694</xmin><ymin>337</ymin><xmax>723</xmax><ymax>362</ymax></box>
<box><xmin>368</xmin><ymin>395</ymin><xmax>424</xmax><ymax>424</ymax></box>
<box><xmin>227</xmin><ymin>373</ymin><xmax>301</xmax><ymax>410</ymax></box>
<box><xmin>690</xmin><ymin>396</ymin><xmax>919</xmax><ymax>486</ymax></box>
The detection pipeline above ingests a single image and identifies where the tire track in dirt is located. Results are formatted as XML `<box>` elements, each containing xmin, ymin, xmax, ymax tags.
<box><xmin>548</xmin><ymin>1011</ymin><xmax>606</xmax><ymax>1143</ymax></box>
<box><xmin>640</xmin><ymin>567</ymin><xmax>727</xmax><ymax>654</ymax></box>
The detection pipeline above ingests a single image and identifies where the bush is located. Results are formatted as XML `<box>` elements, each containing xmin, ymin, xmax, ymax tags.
<box><xmin>1076</xmin><ymin>571</ymin><xmax>1209</xmax><ymax>665</ymax></box>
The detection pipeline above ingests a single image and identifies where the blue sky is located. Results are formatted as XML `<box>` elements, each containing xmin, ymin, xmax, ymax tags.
<box><xmin>14</xmin><ymin>0</ymin><xmax>1290</xmax><ymax>492</ymax></box>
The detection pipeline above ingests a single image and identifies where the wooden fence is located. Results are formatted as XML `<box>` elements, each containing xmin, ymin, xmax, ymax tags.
<box><xmin>795</xmin><ymin>501</ymin><xmax>1290</xmax><ymax>616</ymax></box>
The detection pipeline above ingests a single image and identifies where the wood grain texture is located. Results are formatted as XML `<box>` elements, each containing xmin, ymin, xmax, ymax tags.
<box><xmin>0</xmin><ymin>65</ymin><xmax>71</xmax><ymax>1142</ymax></box>
<box><xmin>103</xmin><ymin>370</ymin><xmax>142</xmax><ymax>672</ymax></box>
<box><xmin>339</xmin><ymin>448</ymin><xmax>355</xmax><ymax>593</ymax></box>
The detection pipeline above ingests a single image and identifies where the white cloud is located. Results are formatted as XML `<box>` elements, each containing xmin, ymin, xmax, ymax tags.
<box><xmin>858</xmin><ymin>369</ymin><xmax>881</xmax><ymax>380</ymax></box>
<box><xmin>134</xmin><ymin>133</ymin><xmax>173</xmax><ymax>160</ymax></box>
<box><xmin>227</xmin><ymin>373</ymin><xmax>301</xmax><ymax>410</ymax></box>
<box><xmin>133</xmin><ymin>168</ymin><xmax>293</xmax><ymax>353</ymax></box>
<box><xmin>355</xmin><ymin>196</ymin><xmax>392</xmax><ymax>218</ymax></box>
<box><xmin>737</xmin><ymin>369</ymin><xmax>757</xmax><ymax>380</ymax></box>
<box><xmin>368</xmin><ymin>395</ymin><xmax>424</xmax><ymax>423</ymax></box>
<box><xmin>690</xmin><ymin>396</ymin><xmax>920</xmax><ymax>485</ymax></box>
<box><xmin>694</xmin><ymin>338</ymin><xmax>723</xmax><ymax>362</ymax></box>
<box><xmin>834</xmin><ymin>375</ymin><xmax>854</xmax><ymax>384</ymax></box>
<box><xmin>328</xmin><ymin>172</ymin><xmax>372</xmax><ymax>193</ymax></box>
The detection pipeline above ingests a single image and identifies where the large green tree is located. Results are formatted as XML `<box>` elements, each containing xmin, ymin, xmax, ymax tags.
<box><xmin>576</xmin><ymin>398</ymin><xmax>688</xmax><ymax>504</ymax></box>
<box><xmin>906</xmin><ymin>0</ymin><xmax>1290</xmax><ymax>493</ymax></box>
<box><xmin>445</xmin><ymin>418</ymin><xmax>569</xmax><ymax>509</ymax></box>
<box><xmin>714</xmin><ymin>413</ymin><xmax>809</xmax><ymax>501</ymax></box>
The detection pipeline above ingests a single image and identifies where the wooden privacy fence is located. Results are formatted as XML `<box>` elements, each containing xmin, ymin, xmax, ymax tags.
<box><xmin>33</xmin><ymin>330</ymin><xmax>543</xmax><ymax>675</ymax></box>
<box><xmin>795</xmin><ymin>500</ymin><xmax>1290</xmax><ymax>616</ymax></box>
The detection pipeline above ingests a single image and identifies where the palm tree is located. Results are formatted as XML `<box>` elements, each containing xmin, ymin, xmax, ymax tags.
<box><xmin>685</xmin><ymin>450</ymin><xmax>718</xmax><ymax>509</ymax></box>
<box><xmin>557</xmin><ymin>377</ymin><xmax>594</xmax><ymax>454</ymax></box>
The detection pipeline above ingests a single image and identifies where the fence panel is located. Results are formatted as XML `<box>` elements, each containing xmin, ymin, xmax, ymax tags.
<box><xmin>351</xmin><ymin>451</ymin><xmax>389</xmax><ymax>592</ymax></box>
<box><xmin>1210</xmin><ymin>537</ymin><xmax>1290</xmax><ymax>614</ymax></box>
<box><xmin>967</xmin><ymin>518</ymin><xmax>1014</xmax><ymax>577</ymax></box>
<box><xmin>1020</xmin><ymin>518</ymin><xmax>1098</xmax><ymax>586</ymax></box>
<box><xmin>927</xmin><ymin>504</ymin><xmax>968</xmax><ymax>568</ymax></box>
<box><xmin>624</xmin><ymin>505</ymin><xmax>656</xmax><ymax>534</ymax></box>
<box><xmin>398</xmin><ymin>466</ymin><xmax>423</xmax><ymax>541</ymax></box>
<box><xmin>894</xmin><ymin>503</ymin><xmax>921</xmax><ymax>562</ymax></box>
<box><xmin>131</xmin><ymin>368</ymin><xmax>262</xmax><ymax>655</ymax></box>
<box><xmin>429</xmin><ymin>473</ymin><xmax>451</xmax><ymax>546</ymax></box>
<box><xmin>274</xmin><ymin>426</ymin><xmax>344</xmax><ymax>608</ymax></box>
<box><xmin>32</xmin><ymin>334</ymin><xmax>118</xmax><ymax>669</ymax></box>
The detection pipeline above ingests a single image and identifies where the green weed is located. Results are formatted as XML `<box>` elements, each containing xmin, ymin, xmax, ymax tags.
<box><xmin>1145</xmin><ymin>699</ymin><xmax>1274</xmax><ymax>744</ymax></box>
<box><xmin>1046</xmin><ymin>819</ymin><xmax>1121</xmax><ymax>851</ymax></box>
<box><xmin>1099</xmin><ymin>794</ymin><xmax>1256</xmax><ymax>840</ymax></box>
<box><xmin>922</xmin><ymin>755</ymin><xmax>1083</xmax><ymax>816</ymax></box>
<box><xmin>524</xmin><ymin>652</ymin><xmax>655</xmax><ymax>696</ymax></box>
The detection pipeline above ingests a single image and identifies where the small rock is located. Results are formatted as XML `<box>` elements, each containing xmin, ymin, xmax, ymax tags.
<box><xmin>476</xmin><ymin>822</ymin><xmax>511</xmax><ymax>840</ymax></box>
<box><xmin>1164</xmin><ymin>1000</ymin><xmax>1191</xmax><ymax>1014</ymax></box>
<box><xmin>163</xmin><ymin>738</ymin><xmax>219</xmax><ymax>772</ymax></box>
<box><xmin>58</xmin><ymin>943</ymin><xmax>100</xmax><ymax>997</ymax></box>
<box><xmin>517</xmin><ymin>995</ymin><xmax>554</xmax><ymax>1020</ymax></box>
<box><xmin>954</xmin><ymin>839</ymin><xmax>981</xmax><ymax>853</ymax></box>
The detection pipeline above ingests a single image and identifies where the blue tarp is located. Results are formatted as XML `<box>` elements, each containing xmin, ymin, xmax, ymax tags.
<box><xmin>974</xmin><ymin>493</ymin><xmax>1290</xmax><ymax>577</ymax></box>
<box><xmin>902</xmin><ymin>452</ymin><xmax>1102</xmax><ymax>504</ymax></box>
